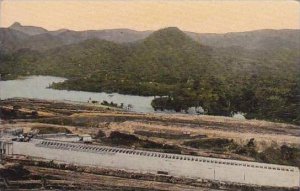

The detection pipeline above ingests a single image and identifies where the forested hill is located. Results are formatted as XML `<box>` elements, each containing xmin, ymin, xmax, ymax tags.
<box><xmin>0</xmin><ymin>27</ymin><xmax>299</xmax><ymax>124</ymax></box>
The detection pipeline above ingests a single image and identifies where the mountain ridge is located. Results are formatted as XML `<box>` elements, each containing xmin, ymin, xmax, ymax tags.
<box><xmin>2</xmin><ymin>22</ymin><xmax>299</xmax><ymax>52</ymax></box>
<box><xmin>9</xmin><ymin>22</ymin><xmax>49</xmax><ymax>36</ymax></box>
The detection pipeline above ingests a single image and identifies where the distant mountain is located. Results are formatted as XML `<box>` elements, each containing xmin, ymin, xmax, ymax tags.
<box><xmin>20</xmin><ymin>33</ymin><xmax>65</xmax><ymax>51</ymax></box>
<box><xmin>4</xmin><ymin>26</ymin><xmax>298</xmax><ymax>86</ymax></box>
<box><xmin>8</xmin><ymin>21</ymin><xmax>152</xmax><ymax>43</ymax></box>
<box><xmin>89</xmin><ymin>28</ymin><xmax>151</xmax><ymax>43</ymax></box>
<box><xmin>8</xmin><ymin>27</ymin><xmax>212</xmax><ymax>80</ymax></box>
<box><xmin>2</xmin><ymin>23</ymin><xmax>152</xmax><ymax>51</ymax></box>
<box><xmin>2</xmin><ymin>23</ymin><xmax>300</xmax><ymax>53</ymax></box>
<box><xmin>53</xmin><ymin>29</ymin><xmax>152</xmax><ymax>44</ymax></box>
<box><xmin>0</xmin><ymin>28</ymin><xmax>29</xmax><ymax>52</ymax></box>
<box><xmin>0</xmin><ymin>27</ymin><xmax>214</xmax><ymax>84</ymax></box>
<box><xmin>187</xmin><ymin>29</ymin><xmax>300</xmax><ymax>50</ymax></box>
<box><xmin>9</xmin><ymin>22</ymin><xmax>48</xmax><ymax>36</ymax></box>
<box><xmin>2</xmin><ymin>26</ymin><xmax>299</xmax><ymax>79</ymax></box>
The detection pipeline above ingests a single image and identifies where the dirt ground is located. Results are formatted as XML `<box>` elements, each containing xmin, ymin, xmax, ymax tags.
<box><xmin>1</xmin><ymin>98</ymin><xmax>299</xmax><ymax>155</ymax></box>
<box><xmin>1</xmin><ymin>98</ymin><xmax>299</xmax><ymax>190</ymax></box>
<box><xmin>0</xmin><ymin>157</ymin><xmax>296</xmax><ymax>191</ymax></box>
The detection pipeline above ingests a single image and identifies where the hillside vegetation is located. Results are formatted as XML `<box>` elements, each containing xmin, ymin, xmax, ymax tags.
<box><xmin>0</xmin><ymin>27</ymin><xmax>299</xmax><ymax>124</ymax></box>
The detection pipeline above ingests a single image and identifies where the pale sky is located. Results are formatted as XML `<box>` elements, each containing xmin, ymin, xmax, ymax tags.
<box><xmin>0</xmin><ymin>0</ymin><xmax>299</xmax><ymax>33</ymax></box>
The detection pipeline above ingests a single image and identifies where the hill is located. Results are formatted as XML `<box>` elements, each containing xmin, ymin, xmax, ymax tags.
<box><xmin>187</xmin><ymin>29</ymin><xmax>300</xmax><ymax>50</ymax></box>
<box><xmin>0</xmin><ymin>26</ymin><xmax>299</xmax><ymax>124</ymax></box>
<box><xmin>121</xmin><ymin>27</ymin><xmax>213</xmax><ymax>83</ymax></box>
<box><xmin>9</xmin><ymin>22</ymin><xmax>48</xmax><ymax>36</ymax></box>
<box><xmin>6</xmin><ymin>22</ymin><xmax>300</xmax><ymax>49</ymax></box>
<box><xmin>0</xmin><ymin>28</ymin><xmax>30</xmax><ymax>52</ymax></box>
<box><xmin>3</xmin><ymin>22</ymin><xmax>299</xmax><ymax>53</ymax></box>
<box><xmin>3</xmin><ymin>22</ymin><xmax>152</xmax><ymax>51</ymax></box>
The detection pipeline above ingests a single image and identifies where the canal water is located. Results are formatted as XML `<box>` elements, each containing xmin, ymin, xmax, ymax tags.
<box><xmin>0</xmin><ymin>75</ymin><xmax>155</xmax><ymax>113</ymax></box>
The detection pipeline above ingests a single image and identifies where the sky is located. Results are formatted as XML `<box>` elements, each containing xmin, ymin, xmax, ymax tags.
<box><xmin>0</xmin><ymin>0</ymin><xmax>299</xmax><ymax>33</ymax></box>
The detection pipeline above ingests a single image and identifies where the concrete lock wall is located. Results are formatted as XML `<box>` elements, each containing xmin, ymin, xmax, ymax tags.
<box><xmin>0</xmin><ymin>141</ymin><xmax>13</xmax><ymax>155</ymax></box>
<box><xmin>11</xmin><ymin>139</ymin><xmax>299</xmax><ymax>188</ymax></box>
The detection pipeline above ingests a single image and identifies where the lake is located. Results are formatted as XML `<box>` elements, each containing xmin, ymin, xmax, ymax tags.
<box><xmin>0</xmin><ymin>75</ymin><xmax>155</xmax><ymax>113</ymax></box>
<box><xmin>0</xmin><ymin>75</ymin><xmax>245</xmax><ymax>119</ymax></box>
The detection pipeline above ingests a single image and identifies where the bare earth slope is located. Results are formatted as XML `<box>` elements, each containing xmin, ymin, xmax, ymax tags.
<box><xmin>1</xmin><ymin>98</ymin><xmax>299</xmax><ymax>190</ymax></box>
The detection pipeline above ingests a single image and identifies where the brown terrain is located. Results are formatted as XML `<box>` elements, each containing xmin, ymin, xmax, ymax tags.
<box><xmin>0</xmin><ymin>98</ymin><xmax>299</xmax><ymax>190</ymax></box>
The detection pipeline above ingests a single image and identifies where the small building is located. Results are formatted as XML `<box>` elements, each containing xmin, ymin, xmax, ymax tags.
<box><xmin>80</xmin><ymin>134</ymin><xmax>92</xmax><ymax>142</ymax></box>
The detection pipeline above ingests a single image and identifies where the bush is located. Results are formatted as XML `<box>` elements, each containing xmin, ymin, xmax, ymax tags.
<box><xmin>106</xmin><ymin>131</ymin><xmax>140</xmax><ymax>146</ymax></box>
<box><xmin>184</xmin><ymin>138</ymin><xmax>238</xmax><ymax>151</ymax></box>
<box><xmin>257</xmin><ymin>145</ymin><xmax>300</xmax><ymax>167</ymax></box>
<box><xmin>94</xmin><ymin>129</ymin><xmax>106</xmax><ymax>139</ymax></box>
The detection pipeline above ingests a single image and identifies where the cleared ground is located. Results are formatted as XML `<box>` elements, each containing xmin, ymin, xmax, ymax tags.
<box><xmin>1</xmin><ymin>98</ymin><xmax>299</xmax><ymax>190</ymax></box>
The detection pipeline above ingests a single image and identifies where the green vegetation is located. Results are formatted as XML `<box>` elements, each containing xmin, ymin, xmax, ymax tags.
<box><xmin>257</xmin><ymin>145</ymin><xmax>300</xmax><ymax>168</ymax></box>
<box><xmin>184</xmin><ymin>138</ymin><xmax>239</xmax><ymax>152</ymax></box>
<box><xmin>0</xmin><ymin>106</ymin><xmax>39</xmax><ymax>119</ymax></box>
<box><xmin>101</xmin><ymin>100</ymin><xmax>123</xmax><ymax>108</ymax></box>
<box><xmin>99</xmin><ymin>131</ymin><xmax>181</xmax><ymax>153</ymax></box>
<box><xmin>0</xmin><ymin>163</ymin><xmax>30</xmax><ymax>179</ymax></box>
<box><xmin>184</xmin><ymin>138</ymin><xmax>300</xmax><ymax>167</ymax></box>
<box><xmin>1</xmin><ymin>27</ymin><xmax>299</xmax><ymax>124</ymax></box>
<box><xmin>94</xmin><ymin>129</ymin><xmax>106</xmax><ymax>139</ymax></box>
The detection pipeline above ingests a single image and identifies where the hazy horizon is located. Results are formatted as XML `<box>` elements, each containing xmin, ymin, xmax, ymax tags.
<box><xmin>1</xmin><ymin>0</ymin><xmax>299</xmax><ymax>34</ymax></box>
<box><xmin>5</xmin><ymin>21</ymin><xmax>300</xmax><ymax>35</ymax></box>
